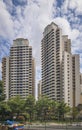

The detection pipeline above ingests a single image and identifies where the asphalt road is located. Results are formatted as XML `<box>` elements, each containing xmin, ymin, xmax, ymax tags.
<box><xmin>24</xmin><ymin>125</ymin><xmax>82</xmax><ymax>130</ymax></box>
<box><xmin>24</xmin><ymin>128</ymin><xmax>82</xmax><ymax>130</ymax></box>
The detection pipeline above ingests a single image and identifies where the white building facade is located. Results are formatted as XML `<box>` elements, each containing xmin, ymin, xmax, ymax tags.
<box><xmin>41</xmin><ymin>22</ymin><xmax>63</xmax><ymax>101</ymax></box>
<box><xmin>41</xmin><ymin>22</ymin><xmax>80</xmax><ymax>107</ymax></box>
<box><xmin>2</xmin><ymin>38</ymin><xmax>35</xmax><ymax>100</ymax></box>
<box><xmin>2</xmin><ymin>57</ymin><xmax>9</xmax><ymax>100</ymax></box>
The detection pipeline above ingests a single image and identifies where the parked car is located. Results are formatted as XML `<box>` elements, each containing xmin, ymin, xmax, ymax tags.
<box><xmin>5</xmin><ymin>120</ymin><xmax>24</xmax><ymax>130</ymax></box>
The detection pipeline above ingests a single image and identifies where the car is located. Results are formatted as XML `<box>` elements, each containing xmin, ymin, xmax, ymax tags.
<box><xmin>5</xmin><ymin>120</ymin><xmax>24</xmax><ymax>130</ymax></box>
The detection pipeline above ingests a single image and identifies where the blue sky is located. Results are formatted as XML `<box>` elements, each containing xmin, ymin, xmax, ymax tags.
<box><xmin>0</xmin><ymin>0</ymin><xmax>82</xmax><ymax>83</ymax></box>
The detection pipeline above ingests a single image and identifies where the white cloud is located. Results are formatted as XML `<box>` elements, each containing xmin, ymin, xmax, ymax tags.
<box><xmin>0</xmin><ymin>0</ymin><xmax>82</xmax><ymax>80</ymax></box>
<box><xmin>12</xmin><ymin>0</ymin><xmax>56</xmax><ymax>67</ymax></box>
<box><xmin>61</xmin><ymin>0</ymin><xmax>69</xmax><ymax>14</ymax></box>
<box><xmin>0</xmin><ymin>0</ymin><xmax>56</xmax><ymax>80</ymax></box>
<box><xmin>3</xmin><ymin>0</ymin><xmax>13</xmax><ymax>13</ymax></box>
<box><xmin>62</xmin><ymin>0</ymin><xmax>82</xmax><ymax>15</ymax></box>
<box><xmin>68</xmin><ymin>0</ymin><xmax>82</xmax><ymax>15</ymax></box>
<box><xmin>0</xmin><ymin>1</ymin><xmax>14</xmax><ymax>39</ymax></box>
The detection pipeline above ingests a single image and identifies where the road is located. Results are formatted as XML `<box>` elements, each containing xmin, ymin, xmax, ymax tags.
<box><xmin>24</xmin><ymin>125</ymin><xmax>82</xmax><ymax>130</ymax></box>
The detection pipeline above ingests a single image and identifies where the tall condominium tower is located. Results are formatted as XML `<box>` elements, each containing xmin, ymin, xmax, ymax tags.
<box><xmin>80</xmin><ymin>73</ymin><xmax>82</xmax><ymax>104</ymax></box>
<box><xmin>72</xmin><ymin>54</ymin><xmax>80</xmax><ymax>106</ymax></box>
<box><xmin>41</xmin><ymin>22</ymin><xmax>63</xmax><ymax>101</ymax></box>
<box><xmin>2</xmin><ymin>38</ymin><xmax>35</xmax><ymax>99</ymax></box>
<box><xmin>41</xmin><ymin>22</ymin><xmax>80</xmax><ymax>107</ymax></box>
<box><xmin>80</xmin><ymin>73</ymin><xmax>82</xmax><ymax>95</ymax></box>
<box><xmin>32</xmin><ymin>58</ymin><xmax>35</xmax><ymax>97</ymax></box>
<box><xmin>62</xmin><ymin>36</ymin><xmax>80</xmax><ymax>107</ymax></box>
<box><xmin>62</xmin><ymin>35</ymin><xmax>73</xmax><ymax>107</ymax></box>
<box><xmin>2</xmin><ymin>57</ymin><xmax>9</xmax><ymax>100</ymax></box>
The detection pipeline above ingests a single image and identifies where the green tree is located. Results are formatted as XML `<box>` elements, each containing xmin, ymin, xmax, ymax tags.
<box><xmin>24</xmin><ymin>95</ymin><xmax>35</xmax><ymax>122</ymax></box>
<box><xmin>48</xmin><ymin>100</ymin><xmax>58</xmax><ymax>120</ymax></box>
<box><xmin>0</xmin><ymin>80</ymin><xmax>5</xmax><ymax>101</ymax></box>
<box><xmin>0</xmin><ymin>101</ymin><xmax>11</xmax><ymax>121</ymax></box>
<box><xmin>71</xmin><ymin>107</ymin><xmax>79</xmax><ymax>121</ymax></box>
<box><xmin>57</xmin><ymin>101</ymin><xmax>70</xmax><ymax>121</ymax></box>
<box><xmin>36</xmin><ymin>96</ymin><xmax>50</xmax><ymax>121</ymax></box>
<box><xmin>8</xmin><ymin>96</ymin><xmax>25</xmax><ymax>120</ymax></box>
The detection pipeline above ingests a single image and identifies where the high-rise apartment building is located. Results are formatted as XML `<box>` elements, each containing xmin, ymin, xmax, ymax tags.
<box><xmin>62</xmin><ymin>36</ymin><xmax>80</xmax><ymax>107</ymax></box>
<box><xmin>62</xmin><ymin>35</ymin><xmax>71</xmax><ymax>53</ymax></box>
<box><xmin>41</xmin><ymin>22</ymin><xmax>80</xmax><ymax>107</ymax></box>
<box><xmin>32</xmin><ymin>58</ymin><xmax>35</xmax><ymax>97</ymax></box>
<box><xmin>72</xmin><ymin>55</ymin><xmax>80</xmax><ymax>106</ymax></box>
<box><xmin>2</xmin><ymin>57</ymin><xmax>9</xmax><ymax>100</ymax></box>
<box><xmin>62</xmin><ymin>51</ymin><xmax>73</xmax><ymax>107</ymax></box>
<box><xmin>2</xmin><ymin>38</ymin><xmax>35</xmax><ymax>100</ymax></box>
<box><xmin>80</xmin><ymin>73</ymin><xmax>82</xmax><ymax>104</ymax></box>
<box><xmin>62</xmin><ymin>35</ymin><xmax>73</xmax><ymax>107</ymax></box>
<box><xmin>41</xmin><ymin>22</ymin><xmax>63</xmax><ymax>101</ymax></box>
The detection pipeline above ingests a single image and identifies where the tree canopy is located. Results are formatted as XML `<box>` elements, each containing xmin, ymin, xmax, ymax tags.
<box><xmin>0</xmin><ymin>80</ymin><xmax>5</xmax><ymax>101</ymax></box>
<box><xmin>0</xmin><ymin>94</ymin><xmax>78</xmax><ymax>122</ymax></box>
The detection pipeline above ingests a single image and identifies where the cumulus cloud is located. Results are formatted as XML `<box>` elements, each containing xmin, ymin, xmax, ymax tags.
<box><xmin>68</xmin><ymin>0</ymin><xmax>82</xmax><ymax>15</ymax></box>
<box><xmin>0</xmin><ymin>1</ymin><xmax>14</xmax><ymax>39</ymax></box>
<box><xmin>12</xmin><ymin>0</ymin><xmax>56</xmax><ymax>72</ymax></box>
<box><xmin>61</xmin><ymin>0</ymin><xmax>82</xmax><ymax>15</ymax></box>
<box><xmin>0</xmin><ymin>0</ymin><xmax>56</xmax><ymax>80</ymax></box>
<box><xmin>0</xmin><ymin>0</ymin><xmax>82</xmax><ymax>81</ymax></box>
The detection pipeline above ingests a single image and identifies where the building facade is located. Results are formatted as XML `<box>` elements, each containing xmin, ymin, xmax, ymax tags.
<box><xmin>32</xmin><ymin>58</ymin><xmax>35</xmax><ymax>97</ymax></box>
<box><xmin>62</xmin><ymin>35</ymin><xmax>73</xmax><ymax>107</ymax></box>
<box><xmin>2</xmin><ymin>38</ymin><xmax>35</xmax><ymax>100</ymax></box>
<box><xmin>2</xmin><ymin>57</ymin><xmax>9</xmax><ymax>100</ymax></box>
<box><xmin>38</xmin><ymin>80</ymin><xmax>42</xmax><ymax>99</ymax></box>
<box><xmin>80</xmin><ymin>73</ymin><xmax>82</xmax><ymax>104</ymax></box>
<box><xmin>41</xmin><ymin>22</ymin><xmax>80</xmax><ymax>107</ymax></box>
<box><xmin>41</xmin><ymin>22</ymin><xmax>62</xmax><ymax>101</ymax></box>
<box><xmin>72</xmin><ymin>55</ymin><xmax>80</xmax><ymax>106</ymax></box>
<box><xmin>62</xmin><ymin>51</ymin><xmax>73</xmax><ymax>107</ymax></box>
